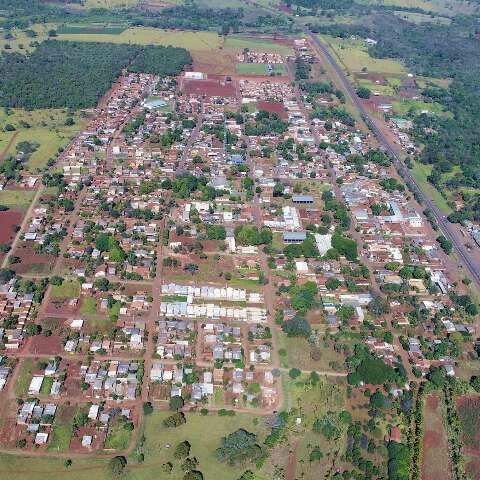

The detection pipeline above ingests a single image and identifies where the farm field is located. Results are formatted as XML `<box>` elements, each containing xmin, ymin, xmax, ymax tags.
<box><xmin>83</xmin><ymin>0</ymin><xmax>139</xmax><ymax>7</ymax></box>
<box><xmin>0</xmin><ymin>109</ymin><xmax>87</xmax><ymax>172</ymax></box>
<box><xmin>57</xmin><ymin>28</ymin><xmax>223</xmax><ymax>51</ymax></box>
<box><xmin>422</xmin><ymin>393</ymin><xmax>451</xmax><ymax>480</ymax></box>
<box><xmin>57</xmin><ymin>24</ymin><xmax>127</xmax><ymax>35</ymax></box>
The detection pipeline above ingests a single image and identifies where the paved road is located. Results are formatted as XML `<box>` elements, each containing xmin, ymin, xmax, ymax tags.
<box><xmin>305</xmin><ymin>30</ymin><xmax>480</xmax><ymax>289</ymax></box>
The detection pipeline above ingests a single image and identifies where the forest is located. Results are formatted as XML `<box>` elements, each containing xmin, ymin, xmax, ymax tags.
<box><xmin>0</xmin><ymin>41</ymin><xmax>191</xmax><ymax>109</ymax></box>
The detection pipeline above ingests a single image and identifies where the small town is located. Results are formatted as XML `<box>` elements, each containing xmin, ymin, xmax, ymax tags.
<box><xmin>0</xmin><ymin>1</ymin><xmax>479</xmax><ymax>479</ymax></box>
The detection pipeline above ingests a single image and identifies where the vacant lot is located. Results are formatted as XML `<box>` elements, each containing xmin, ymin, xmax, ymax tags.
<box><xmin>0</xmin><ymin>210</ymin><xmax>22</xmax><ymax>243</ymax></box>
<box><xmin>0</xmin><ymin>190</ymin><xmax>35</xmax><ymax>209</ymax></box>
<box><xmin>51</xmin><ymin>280</ymin><xmax>81</xmax><ymax>299</ymax></box>
<box><xmin>422</xmin><ymin>393</ymin><xmax>451</xmax><ymax>480</ymax></box>
<box><xmin>14</xmin><ymin>358</ymin><xmax>34</xmax><ymax>397</ymax></box>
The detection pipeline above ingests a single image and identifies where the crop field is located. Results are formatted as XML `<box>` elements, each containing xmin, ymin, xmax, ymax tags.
<box><xmin>457</xmin><ymin>395</ymin><xmax>480</xmax><ymax>478</ymax></box>
<box><xmin>83</xmin><ymin>0</ymin><xmax>139</xmax><ymax>7</ymax></box>
<box><xmin>57</xmin><ymin>28</ymin><xmax>223</xmax><ymax>51</ymax></box>
<box><xmin>57</xmin><ymin>24</ymin><xmax>127</xmax><ymax>35</ymax></box>
<box><xmin>422</xmin><ymin>394</ymin><xmax>450</xmax><ymax>480</ymax></box>
<box><xmin>0</xmin><ymin>109</ymin><xmax>87</xmax><ymax>172</ymax></box>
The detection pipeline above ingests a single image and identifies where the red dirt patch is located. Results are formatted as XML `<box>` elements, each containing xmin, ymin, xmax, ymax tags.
<box><xmin>184</xmin><ymin>79</ymin><xmax>236</xmax><ymax>98</ymax></box>
<box><xmin>0</xmin><ymin>210</ymin><xmax>22</xmax><ymax>243</ymax></box>
<box><xmin>257</xmin><ymin>101</ymin><xmax>288</xmax><ymax>119</ymax></box>
<box><xmin>29</xmin><ymin>335</ymin><xmax>64</xmax><ymax>355</ymax></box>
<box><xmin>422</xmin><ymin>393</ymin><xmax>451</xmax><ymax>480</ymax></box>
<box><xmin>11</xmin><ymin>245</ymin><xmax>55</xmax><ymax>274</ymax></box>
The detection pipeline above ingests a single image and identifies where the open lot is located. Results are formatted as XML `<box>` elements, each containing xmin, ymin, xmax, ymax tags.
<box><xmin>0</xmin><ymin>190</ymin><xmax>35</xmax><ymax>209</ymax></box>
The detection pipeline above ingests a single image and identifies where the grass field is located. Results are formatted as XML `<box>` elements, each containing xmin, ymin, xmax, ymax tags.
<box><xmin>411</xmin><ymin>161</ymin><xmax>452</xmax><ymax>214</ymax></box>
<box><xmin>57</xmin><ymin>24</ymin><xmax>127</xmax><ymax>35</ymax></box>
<box><xmin>393</xmin><ymin>10</ymin><xmax>451</xmax><ymax>25</ymax></box>
<box><xmin>0</xmin><ymin>24</ymin><xmax>53</xmax><ymax>53</ymax></box>
<box><xmin>83</xmin><ymin>0</ymin><xmax>139</xmax><ymax>7</ymax></box>
<box><xmin>357</xmin><ymin>0</ymin><xmax>478</xmax><ymax>15</ymax></box>
<box><xmin>225</xmin><ymin>36</ymin><xmax>293</xmax><ymax>55</ymax></box>
<box><xmin>57</xmin><ymin>28</ymin><xmax>223</xmax><ymax>51</ymax></box>
<box><xmin>0</xmin><ymin>190</ymin><xmax>36</xmax><ymax>209</ymax></box>
<box><xmin>40</xmin><ymin>376</ymin><xmax>54</xmax><ymax>395</ymax></box>
<box><xmin>51</xmin><ymin>280</ymin><xmax>81</xmax><ymax>299</ymax></box>
<box><xmin>320</xmin><ymin>34</ymin><xmax>406</xmax><ymax>75</ymax></box>
<box><xmin>278</xmin><ymin>333</ymin><xmax>346</xmax><ymax>372</ymax></box>
<box><xmin>0</xmin><ymin>109</ymin><xmax>87</xmax><ymax>172</ymax></box>
<box><xmin>392</xmin><ymin>98</ymin><xmax>444</xmax><ymax>117</ymax></box>
<box><xmin>0</xmin><ymin>412</ymin><xmax>271</xmax><ymax>480</ymax></box>
<box><xmin>80</xmin><ymin>297</ymin><xmax>97</xmax><ymax>315</ymax></box>
<box><xmin>47</xmin><ymin>406</ymin><xmax>75</xmax><ymax>453</ymax></box>
<box><xmin>236</xmin><ymin>63</ymin><xmax>287</xmax><ymax>75</ymax></box>
<box><xmin>104</xmin><ymin>420</ymin><xmax>132</xmax><ymax>451</ymax></box>
<box><xmin>14</xmin><ymin>358</ymin><xmax>34</xmax><ymax>397</ymax></box>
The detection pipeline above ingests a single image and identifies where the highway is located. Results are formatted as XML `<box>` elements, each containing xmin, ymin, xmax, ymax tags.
<box><xmin>304</xmin><ymin>30</ymin><xmax>480</xmax><ymax>289</ymax></box>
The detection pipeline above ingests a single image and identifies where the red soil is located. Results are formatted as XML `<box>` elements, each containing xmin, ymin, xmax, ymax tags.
<box><xmin>0</xmin><ymin>210</ymin><xmax>22</xmax><ymax>243</ymax></box>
